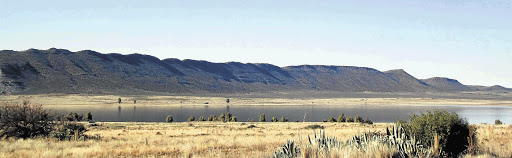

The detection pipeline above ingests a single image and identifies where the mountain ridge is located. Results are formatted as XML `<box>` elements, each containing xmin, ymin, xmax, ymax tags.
<box><xmin>0</xmin><ymin>48</ymin><xmax>510</xmax><ymax>95</ymax></box>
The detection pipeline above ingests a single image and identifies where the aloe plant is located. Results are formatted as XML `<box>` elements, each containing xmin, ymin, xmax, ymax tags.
<box><xmin>272</xmin><ymin>140</ymin><xmax>300</xmax><ymax>158</ymax></box>
<box><xmin>273</xmin><ymin>124</ymin><xmax>435</xmax><ymax>158</ymax></box>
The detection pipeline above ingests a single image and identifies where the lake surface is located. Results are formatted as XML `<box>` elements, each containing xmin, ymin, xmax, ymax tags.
<box><xmin>46</xmin><ymin>105</ymin><xmax>512</xmax><ymax>124</ymax></box>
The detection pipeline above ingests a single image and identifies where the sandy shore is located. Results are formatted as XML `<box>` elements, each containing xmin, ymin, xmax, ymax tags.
<box><xmin>1</xmin><ymin>94</ymin><xmax>512</xmax><ymax>107</ymax></box>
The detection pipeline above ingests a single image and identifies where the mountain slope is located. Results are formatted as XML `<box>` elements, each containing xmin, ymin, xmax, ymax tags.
<box><xmin>384</xmin><ymin>69</ymin><xmax>431</xmax><ymax>91</ymax></box>
<box><xmin>421</xmin><ymin>77</ymin><xmax>472</xmax><ymax>91</ymax></box>
<box><xmin>0</xmin><ymin>48</ymin><xmax>509</xmax><ymax>95</ymax></box>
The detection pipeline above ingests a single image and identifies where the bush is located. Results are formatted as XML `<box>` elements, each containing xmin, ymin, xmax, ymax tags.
<box><xmin>86</xmin><ymin>112</ymin><xmax>93</xmax><ymax>121</ymax></box>
<box><xmin>337</xmin><ymin>113</ymin><xmax>345</xmax><ymax>122</ymax></box>
<box><xmin>188</xmin><ymin>116</ymin><xmax>195</xmax><ymax>122</ymax></box>
<box><xmin>166</xmin><ymin>115</ymin><xmax>173</xmax><ymax>123</ymax></box>
<box><xmin>230</xmin><ymin>116</ymin><xmax>237</xmax><ymax>122</ymax></box>
<box><xmin>226</xmin><ymin>112</ymin><xmax>232</xmax><ymax>122</ymax></box>
<box><xmin>354</xmin><ymin>115</ymin><xmax>363</xmax><ymax>123</ymax></box>
<box><xmin>328</xmin><ymin>117</ymin><xmax>336</xmax><ymax>122</ymax></box>
<box><xmin>259</xmin><ymin>114</ymin><xmax>266</xmax><ymax>122</ymax></box>
<box><xmin>400</xmin><ymin>110</ymin><xmax>471</xmax><ymax>157</ymax></box>
<box><xmin>495</xmin><ymin>119</ymin><xmax>503</xmax><ymax>125</ymax></box>
<box><xmin>65</xmin><ymin>112</ymin><xmax>83</xmax><ymax>121</ymax></box>
<box><xmin>345</xmin><ymin>116</ymin><xmax>354</xmax><ymax>122</ymax></box>
<box><xmin>198</xmin><ymin>116</ymin><xmax>205</xmax><ymax>121</ymax></box>
<box><xmin>280</xmin><ymin>117</ymin><xmax>288</xmax><ymax>122</ymax></box>
<box><xmin>0</xmin><ymin>101</ymin><xmax>55</xmax><ymax>139</ymax></box>
<box><xmin>271</xmin><ymin>116</ymin><xmax>278</xmax><ymax>122</ymax></box>
<box><xmin>219</xmin><ymin>113</ymin><xmax>226</xmax><ymax>122</ymax></box>
<box><xmin>50</xmin><ymin>121</ymin><xmax>88</xmax><ymax>141</ymax></box>
<box><xmin>363</xmin><ymin>117</ymin><xmax>373</xmax><ymax>124</ymax></box>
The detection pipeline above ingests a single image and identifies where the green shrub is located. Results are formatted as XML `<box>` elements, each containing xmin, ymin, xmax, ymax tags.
<box><xmin>363</xmin><ymin>117</ymin><xmax>373</xmax><ymax>124</ymax></box>
<box><xmin>280</xmin><ymin>117</ymin><xmax>288</xmax><ymax>122</ymax></box>
<box><xmin>65</xmin><ymin>112</ymin><xmax>83</xmax><ymax>121</ymax></box>
<box><xmin>272</xmin><ymin>116</ymin><xmax>278</xmax><ymax>122</ymax></box>
<box><xmin>166</xmin><ymin>115</ymin><xmax>173</xmax><ymax>123</ymax></box>
<box><xmin>86</xmin><ymin>112</ymin><xmax>93</xmax><ymax>121</ymax></box>
<box><xmin>230</xmin><ymin>116</ymin><xmax>237</xmax><ymax>122</ymax></box>
<box><xmin>188</xmin><ymin>116</ymin><xmax>195</xmax><ymax>122</ymax></box>
<box><xmin>345</xmin><ymin>116</ymin><xmax>353</xmax><ymax>122</ymax></box>
<box><xmin>337</xmin><ymin>113</ymin><xmax>345</xmax><ymax>122</ymax></box>
<box><xmin>226</xmin><ymin>112</ymin><xmax>232</xmax><ymax>122</ymax></box>
<box><xmin>50</xmin><ymin>121</ymin><xmax>89</xmax><ymax>141</ymax></box>
<box><xmin>259</xmin><ymin>114</ymin><xmax>266</xmax><ymax>122</ymax></box>
<box><xmin>495</xmin><ymin>119</ymin><xmax>503</xmax><ymax>125</ymax></box>
<box><xmin>219</xmin><ymin>113</ymin><xmax>226</xmax><ymax>122</ymax></box>
<box><xmin>328</xmin><ymin>117</ymin><xmax>336</xmax><ymax>123</ymax></box>
<box><xmin>354</xmin><ymin>115</ymin><xmax>363</xmax><ymax>123</ymax></box>
<box><xmin>207</xmin><ymin>115</ymin><xmax>214</xmax><ymax>121</ymax></box>
<box><xmin>400</xmin><ymin>110</ymin><xmax>470</xmax><ymax>157</ymax></box>
<box><xmin>198</xmin><ymin>116</ymin><xmax>205</xmax><ymax>121</ymax></box>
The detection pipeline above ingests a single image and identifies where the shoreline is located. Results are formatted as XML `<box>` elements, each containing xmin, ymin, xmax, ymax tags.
<box><xmin>1</xmin><ymin>94</ymin><xmax>512</xmax><ymax>107</ymax></box>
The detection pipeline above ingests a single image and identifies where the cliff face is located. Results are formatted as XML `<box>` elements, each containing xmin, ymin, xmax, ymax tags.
<box><xmin>0</xmin><ymin>48</ymin><xmax>509</xmax><ymax>95</ymax></box>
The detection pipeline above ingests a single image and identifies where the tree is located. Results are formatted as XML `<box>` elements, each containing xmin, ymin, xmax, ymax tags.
<box><xmin>65</xmin><ymin>112</ymin><xmax>82</xmax><ymax>121</ymax></box>
<box><xmin>271</xmin><ymin>116</ymin><xmax>278</xmax><ymax>122</ymax></box>
<box><xmin>354</xmin><ymin>115</ymin><xmax>363</xmax><ymax>123</ymax></box>
<box><xmin>328</xmin><ymin>117</ymin><xmax>336</xmax><ymax>122</ymax></box>
<box><xmin>226</xmin><ymin>98</ymin><xmax>230</xmax><ymax>104</ymax></box>
<box><xmin>118</xmin><ymin>98</ymin><xmax>122</xmax><ymax>104</ymax></box>
<box><xmin>230</xmin><ymin>116</ymin><xmax>237</xmax><ymax>122</ymax></box>
<box><xmin>86</xmin><ymin>112</ymin><xmax>93</xmax><ymax>121</ymax></box>
<box><xmin>226</xmin><ymin>112</ymin><xmax>232</xmax><ymax>122</ymax></box>
<box><xmin>198</xmin><ymin>116</ymin><xmax>205</xmax><ymax>121</ymax></box>
<box><xmin>346</xmin><ymin>116</ymin><xmax>354</xmax><ymax>122</ymax></box>
<box><xmin>166</xmin><ymin>115</ymin><xmax>173</xmax><ymax>123</ymax></box>
<box><xmin>337</xmin><ymin>113</ymin><xmax>345</xmax><ymax>123</ymax></box>
<box><xmin>0</xmin><ymin>101</ymin><xmax>55</xmax><ymax>139</ymax></box>
<box><xmin>280</xmin><ymin>117</ymin><xmax>288</xmax><ymax>122</ymax></box>
<box><xmin>66</xmin><ymin>112</ymin><xmax>76</xmax><ymax>121</ymax></box>
<box><xmin>219</xmin><ymin>113</ymin><xmax>226</xmax><ymax>122</ymax></box>
<box><xmin>75</xmin><ymin>113</ymin><xmax>83</xmax><ymax>121</ymax></box>
<box><xmin>259</xmin><ymin>114</ymin><xmax>266</xmax><ymax>122</ymax></box>
<box><xmin>188</xmin><ymin>116</ymin><xmax>195</xmax><ymax>121</ymax></box>
<box><xmin>363</xmin><ymin>117</ymin><xmax>373</xmax><ymax>124</ymax></box>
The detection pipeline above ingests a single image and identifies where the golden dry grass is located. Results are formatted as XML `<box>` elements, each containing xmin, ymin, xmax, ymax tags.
<box><xmin>1</xmin><ymin>94</ymin><xmax>512</xmax><ymax>107</ymax></box>
<box><xmin>472</xmin><ymin>124</ymin><xmax>512</xmax><ymax>158</ymax></box>
<box><xmin>0</xmin><ymin>122</ymin><xmax>510</xmax><ymax>158</ymax></box>
<box><xmin>0</xmin><ymin>122</ymin><xmax>390</xmax><ymax>158</ymax></box>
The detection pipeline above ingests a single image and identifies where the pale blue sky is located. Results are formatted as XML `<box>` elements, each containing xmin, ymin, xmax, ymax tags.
<box><xmin>1</xmin><ymin>0</ymin><xmax>511</xmax><ymax>87</ymax></box>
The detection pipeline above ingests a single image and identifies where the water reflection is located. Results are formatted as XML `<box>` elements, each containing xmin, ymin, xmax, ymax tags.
<box><xmin>46</xmin><ymin>105</ymin><xmax>512</xmax><ymax>124</ymax></box>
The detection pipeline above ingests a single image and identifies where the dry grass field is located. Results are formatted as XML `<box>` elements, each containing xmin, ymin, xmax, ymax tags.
<box><xmin>1</xmin><ymin>94</ymin><xmax>512</xmax><ymax>107</ymax></box>
<box><xmin>0</xmin><ymin>122</ymin><xmax>511</xmax><ymax>158</ymax></box>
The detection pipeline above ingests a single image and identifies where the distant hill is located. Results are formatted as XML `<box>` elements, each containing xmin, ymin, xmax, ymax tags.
<box><xmin>421</xmin><ymin>77</ymin><xmax>472</xmax><ymax>92</ymax></box>
<box><xmin>0</xmin><ymin>48</ymin><xmax>509</xmax><ymax>95</ymax></box>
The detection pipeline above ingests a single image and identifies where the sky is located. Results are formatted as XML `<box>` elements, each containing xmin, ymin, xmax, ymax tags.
<box><xmin>1</xmin><ymin>0</ymin><xmax>511</xmax><ymax>87</ymax></box>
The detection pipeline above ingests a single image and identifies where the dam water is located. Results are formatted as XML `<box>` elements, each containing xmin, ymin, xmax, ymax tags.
<box><xmin>47</xmin><ymin>104</ymin><xmax>512</xmax><ymax>124</ymax></box>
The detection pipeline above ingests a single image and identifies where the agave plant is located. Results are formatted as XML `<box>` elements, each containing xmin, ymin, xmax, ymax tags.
<box><xmin>272</xmin><ymin>140</ymin><xmax>301</xmax><ymax>158</ymax></box>
<box><xmin>384</xmin><ymin>124</ymin><xmax>433</xmax><ymax>158</ymax></box>
<box><xmin>308</xmin><ymin>129</ymin><xmax>342</xmax><ymax>152</ymax></box>
<box><xmin>273</xmin><ymin>124</ymin><xmax>435</xmax><ymax>158</ymax></box>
